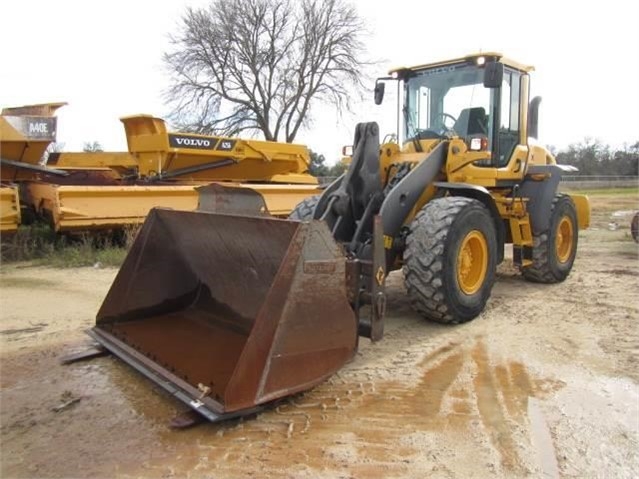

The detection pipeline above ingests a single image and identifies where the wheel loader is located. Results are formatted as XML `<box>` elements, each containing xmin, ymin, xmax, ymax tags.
<box><xmin>87</xmin><ymin>52</ymin><xmax>590</xmax><ymax>423</ymax></box>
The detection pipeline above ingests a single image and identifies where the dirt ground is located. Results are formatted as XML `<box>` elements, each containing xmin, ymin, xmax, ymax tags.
<box><xmin>1</xmin><ymin>192</ymin><xmax>638</xmax><ymax>479</ymax></box>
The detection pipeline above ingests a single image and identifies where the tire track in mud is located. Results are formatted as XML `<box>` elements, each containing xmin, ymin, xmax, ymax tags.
<box><xmin>148</xmin><ymin>337</ymin><xmax>564</xmax><ymax>478</ymax></box>
<box><xmin>472</xmin><ymin>340</ymin><xmax>526</xmax><ymax>473</ymax></box>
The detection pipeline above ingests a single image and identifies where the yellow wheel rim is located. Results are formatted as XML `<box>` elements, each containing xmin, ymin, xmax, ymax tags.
<box><xmin>555</xmin><ymin>216</ymin><xmax>574</xmax><ymax>263</ymax></box>
<box><xmin>457</xmin><ymin>230</ymin><xmax>488</xmax><ymax>295</ymax></box>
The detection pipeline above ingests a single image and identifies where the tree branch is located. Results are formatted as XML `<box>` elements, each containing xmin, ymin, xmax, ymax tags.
<box><xmin>163</xmin><ymin>0</ymin><xmax>370</xmax><ymax>142</ymax></box>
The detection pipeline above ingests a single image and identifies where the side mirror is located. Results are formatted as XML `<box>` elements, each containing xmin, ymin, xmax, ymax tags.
<box><xmin>374</xmin><ymin>82</ymin><xmax>385</xmax><ymax>105</ymax></box>
<box><xmin>528</xmin><ymin>96</ymin><xmax>542</xmax><ymax>139</ymax></box>
<box><xmin>483</xmin><ymin>62</ymin><xmax>503</xmax><ymax>88</ymax></box>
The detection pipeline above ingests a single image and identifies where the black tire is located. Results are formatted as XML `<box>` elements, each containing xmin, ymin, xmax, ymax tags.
<box><xmin>403</xmin><ymin>197</ymin><xmax>497</xmax><ymax>324</ymax></box>
<box><xmin>631</xmin><ymin>213</ymin><xmax>639</xmax><ymax>243</ymax></box>
<box><xmin>522</xmin><ymin>194</ymin><xmax>578</xmax><ymax>283</ymax></box>
<box><xmin>288</xmin><ymin>195</ymin><xmax>320</xmax><ymax>221</ymax></box>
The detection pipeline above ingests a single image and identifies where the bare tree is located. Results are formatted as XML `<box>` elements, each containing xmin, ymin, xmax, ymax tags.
<box><xmin>164</xmin><ymin>0</ymin><xmax>368</xmax><ymax>142</ymax></box>
<box><xmin>83</xmin><ymin>141</ymin><xmax>104</xmax><ymax>152</ymax></box>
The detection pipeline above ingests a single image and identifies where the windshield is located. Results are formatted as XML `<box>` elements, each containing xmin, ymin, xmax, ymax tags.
<box><xmin>405</xmin><ymin>63</ymin><xmax>492</xmax><ymax>141</ymax></box>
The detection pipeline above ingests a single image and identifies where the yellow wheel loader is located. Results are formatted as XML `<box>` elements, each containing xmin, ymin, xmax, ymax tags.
<box><xmin>87</xmin><ymin>52</ymin><xmax>590</xmax><ymax>423</ymax></box>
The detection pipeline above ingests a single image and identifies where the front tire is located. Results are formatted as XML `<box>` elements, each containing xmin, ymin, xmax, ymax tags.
<box><xmin>403</xmin><ymin>197</ymin><xmax>497</xmax><ymax>324</ymax></box>
<box><xmin>522</xmin><ymin>194</ymin><xmax>578</xmax><ymax>283</ymax></box>
<box><xmin>288</xmin><ymin>195</ymin><xmax>320</xmax><ymax>221</ymax></box>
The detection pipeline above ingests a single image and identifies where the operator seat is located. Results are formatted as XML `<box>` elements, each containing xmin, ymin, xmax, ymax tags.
<box><xmin>453</xmin><ymin>107</ymin><xmax>487</xmax><ymax>137</ymax></box>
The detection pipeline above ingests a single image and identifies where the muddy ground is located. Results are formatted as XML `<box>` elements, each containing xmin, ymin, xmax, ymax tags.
<box><xmin>1</xmin><ymin>192</ymin><xmax>638</xmax><ymax>479</ymax></box>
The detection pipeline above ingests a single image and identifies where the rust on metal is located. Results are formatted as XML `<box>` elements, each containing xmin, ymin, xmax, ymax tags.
<box><xmin>91</xmin><ymin>206</ymin><xmax>358</xmax><ymax>419</ymax></box>
<box><xmin>303</xmin><ymin>260</ymin><xmax>337</xmax><ymax>275</ymax></box>
<box><xmin>196</xmin><ymin>183</ymin><xmax>270</xmax><ymax>217</ymax></box>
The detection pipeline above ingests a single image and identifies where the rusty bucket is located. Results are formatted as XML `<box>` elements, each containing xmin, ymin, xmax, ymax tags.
<box><xmin>89</xmin><ymin>207</ymin><xmax>357</xmax><ymax>421</ymax></box>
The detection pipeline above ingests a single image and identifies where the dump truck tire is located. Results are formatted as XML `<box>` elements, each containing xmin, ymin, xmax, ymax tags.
<box><xmin>522</xmin><ymin>194</ymin><xmax>578</xmax><ymax>283</ymax></box>
<box><xmin>288</xmin><ymin>195</ymin><xmax>320</xmax><ymax>221</ymax></box>
<box><xmin>403</xmin><ymin>197</ymin><xmax>497</xmax><ymax>324</ymax></box>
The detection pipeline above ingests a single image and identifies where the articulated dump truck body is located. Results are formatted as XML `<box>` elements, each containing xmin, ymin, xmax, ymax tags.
<box><xmin>1</xmin><ymin>102</ymin><xmax>65</xmax><ymax>233</ymax></box>
<box><xmin>89</xmin><ymin>191</ymin><xmax>357</xmax><ymax>420</ymax></box>
<box><xmin>1</xmin><ymin>104</ymin><xmax>319</xmax><ymax>233</ymax></box>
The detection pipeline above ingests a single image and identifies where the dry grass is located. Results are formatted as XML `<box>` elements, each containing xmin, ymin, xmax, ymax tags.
<box><xmin>0</xmin><ymin>223</ymin><xmax>140</xmax><ymax>268</ymax></box>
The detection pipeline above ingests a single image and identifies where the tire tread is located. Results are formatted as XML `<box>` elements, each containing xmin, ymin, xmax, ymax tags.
<box><xmin>288</xmin><ymin>195</ymin><xmax>320</xmax><ymax>221</ymax></box>
<box><xmin>403</xmin><ymin>197</ymin><xmax>491</xmax><ymax>324</ymax></box>
<box><xmin>522</xmin><ymin>194</ymin><xmax>577</xmax><ymax>284</ymax></box>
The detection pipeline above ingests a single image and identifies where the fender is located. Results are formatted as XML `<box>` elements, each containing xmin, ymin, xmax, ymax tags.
<box><xmin>519</xmin><ymin>164</ymin><xmax>577</xmax><ymax>234</ymax></box>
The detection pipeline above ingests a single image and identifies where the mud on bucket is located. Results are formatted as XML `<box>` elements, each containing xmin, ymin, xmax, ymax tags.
<box><xmin>90</xmin><ymin>207</ymin><xmax>357</xmax><ymax>420</ymax></box>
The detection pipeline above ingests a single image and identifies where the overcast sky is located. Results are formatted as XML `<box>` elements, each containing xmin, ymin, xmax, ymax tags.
<box><xmin>1</xmin><ymin>0</ymin><xmax>638</xmax><ymax>164</ymax></box>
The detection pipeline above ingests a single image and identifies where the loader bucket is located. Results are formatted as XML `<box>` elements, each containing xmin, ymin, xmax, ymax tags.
<box><xmin>89</xmin><ymin>207</ymin><xmax>357</xmax><ymax>421</ymax></box>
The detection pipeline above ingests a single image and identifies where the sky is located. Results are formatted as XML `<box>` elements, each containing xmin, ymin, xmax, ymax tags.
<box><xmin>1</xmin><ymin>0</ymin><xmax>638</xmax><ymax>165</ymax></box>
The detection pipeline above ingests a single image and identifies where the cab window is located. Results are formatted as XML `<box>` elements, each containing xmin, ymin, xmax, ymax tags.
<box><xmin>497</xmin><ymin>70</ymin><xmax>521</xmax><ymax>167</ymax></box>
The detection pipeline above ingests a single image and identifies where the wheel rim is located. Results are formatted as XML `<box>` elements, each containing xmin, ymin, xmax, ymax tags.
<box><xmin>457</xmin><ymin>230</ymin><xmax>488</xmax><ymax>295</ymax></box>
<box><xmin>555</xmin><ymin>216</ymin><xmax>574</xmax><ymax>263</ymax></box>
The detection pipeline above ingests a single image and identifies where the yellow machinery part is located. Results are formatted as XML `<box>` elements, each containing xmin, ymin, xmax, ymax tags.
<box><xmin>47</xmin><ymin>152</ymin><xmax>138</xmax><ymax>177</ymax></box>
<box><xmin>456</xmin><ymin>230</ymin><xmax>488</xmax><ymax>294</ymax></box>
<box><xmin>390</xmin><ymin>52</ymin><xmax>534</xmax><ymax>77</ymax></box>
<box><xmin>119</xmin><ymin>115</ymin><xmax>317</xmax><ymax>183</ymax></box>
<box><xmin>567</xmin><ymin>194</ymin><xmax>591</xmax><ymax>230</ymax></box>
<box><xmin>24</xmin><ymin>182</ymin><xmax>320</xmax><ymax>231</ymax></box>
<box><xmin>48</xmin><ymin>115</ymin><xmax>317</xmax><ymax>184</ymax></box>
<box><xmin>0</xmin><ymin>102</ymin><xmax>64</xmax><ymax>168</ymax></box>
<box><xmin>555</xmin><ymin>215</ymin><xmax>574</xmax><ymax>264</ymax></box>
<box><xmin>445</xmin><ymin>143</ymin><xmax>556</xmax><ymax>188</ymax></box>
<box><xmin>0</xmin><ymin>185</ymin><xmax>21</xmax><ymax>233</ymax></box>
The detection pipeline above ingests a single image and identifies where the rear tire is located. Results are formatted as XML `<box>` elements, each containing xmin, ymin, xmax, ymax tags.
<box><xmin>522</xmin><ymin>194</ymin><xmax>578</xmax><ymax>283</ymax></box>
<box><xmin>288</xmin><ymin>195</ymin><xmax>320</xmax><ymax>221</ymax></box>
<box><xmin>403</xmin><ymin>197</ymin><xmax>497</xmax><ymax>324</ymax></box>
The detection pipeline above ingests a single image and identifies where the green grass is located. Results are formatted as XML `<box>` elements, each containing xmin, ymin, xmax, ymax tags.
<box><xmin>1</xmin><ymin>223</ymin><xmax>136</xmax><ymax>268</ymax></box>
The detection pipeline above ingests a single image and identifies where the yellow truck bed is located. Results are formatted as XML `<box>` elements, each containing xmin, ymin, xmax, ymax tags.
<box><xmin>24</xmin><ymin>182</ymin><xmax>320</xmax><ymax>231</ymax></box>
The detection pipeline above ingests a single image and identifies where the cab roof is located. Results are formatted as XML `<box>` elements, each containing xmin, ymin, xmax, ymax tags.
<box><xmin>389</xmin><ymin>52</ymin><xmax>534</xmax><ymax>75</ymax></box>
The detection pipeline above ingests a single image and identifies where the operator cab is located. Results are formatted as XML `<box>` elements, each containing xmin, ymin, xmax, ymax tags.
<box><xmin>375</xmin><ymin>53</ymin><xmax>535</xmax><ymax>168</ymax></box>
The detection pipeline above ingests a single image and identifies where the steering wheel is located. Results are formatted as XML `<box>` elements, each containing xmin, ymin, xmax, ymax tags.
<box><xmin>432</xmin><ymin>112</ymin><xmax>457</xmax><ymax>133</ymax></box>
<box><xmin>413</xmin><ymin>113</ymin><xmax>459</xmax><ymax>141</ymax></box>
<box><xmin>415</xmin><ymin>113</ymin><xmax>457</xmax><ymax>140</ymax></box>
